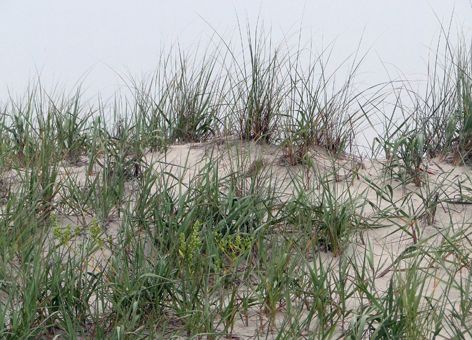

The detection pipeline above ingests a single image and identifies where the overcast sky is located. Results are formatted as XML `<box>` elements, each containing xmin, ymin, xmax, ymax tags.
<box><xmin>0</xmin><ymin>0</ymin><xmax>471</xmax><ymax>99</ymax></box>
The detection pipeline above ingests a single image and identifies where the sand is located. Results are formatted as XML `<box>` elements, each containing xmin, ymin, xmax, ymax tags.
<box><xmin>4</xmin><ymin>139</ymin><xmax>472</xmax><ymax>338</ymax></box>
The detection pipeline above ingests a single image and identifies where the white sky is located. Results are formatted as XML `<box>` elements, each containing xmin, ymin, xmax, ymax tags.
<box><xmin>0</xmin><ymin>0</ymin><xmax>471</xmax><ymax>100</ymax></box>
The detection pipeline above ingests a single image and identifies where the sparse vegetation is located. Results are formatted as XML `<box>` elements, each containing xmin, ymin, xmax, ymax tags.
<box><xmin>1</xmin><ymin>25</ymin><xmax>472</xmax><ymax>339</ymax></box>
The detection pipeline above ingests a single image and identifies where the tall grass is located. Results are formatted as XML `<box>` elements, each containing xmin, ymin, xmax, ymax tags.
<box><xmin>1</xmin><ymin>24</ymin><xmax>472</xmax><ymax>338</ymax></box>
<box><xmin>372</xmin><ymin>33</ymin><xmax>472</xmax><ymax>178</ymax></box>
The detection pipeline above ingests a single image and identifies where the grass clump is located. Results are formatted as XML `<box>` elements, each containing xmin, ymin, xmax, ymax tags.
<box><xmin>285</xmin><ymin>172</ymin><xmax>364</xmax><ymax>256</ymax></box>
<box><xmin>213</xmin><ymin>24</ymin><xmax>289</xmax><ymax>144</ymax></box>
<box><xmin>282</xmin><ymin>46</ymin><xmax>366</xmax><ymax>164</ymax></box>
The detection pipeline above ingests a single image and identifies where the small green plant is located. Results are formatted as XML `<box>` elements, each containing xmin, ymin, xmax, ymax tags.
<box><xmin>391</xmin><ymin>132</ymin><xmax>426</xmax><ymax>187</ymax></box>
<box><xmin>214</xmin><ymin>231</ymin><xmax>253</xmax><ymax>266</ymax></box>
<box><xmin>178</xmin><ymin>220</ymin><xmax>203</xmax><ymax>270</ymax></box>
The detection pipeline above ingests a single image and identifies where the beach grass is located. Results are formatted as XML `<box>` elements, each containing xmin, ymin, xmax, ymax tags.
<box><xmin>0</xmin><ymin>27</ymin><xmax>472</xmax><ymax>339</ymax></box>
